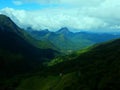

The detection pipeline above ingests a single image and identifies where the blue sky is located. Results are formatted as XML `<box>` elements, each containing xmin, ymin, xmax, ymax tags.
<box><xmin>0</xmin><ymin>0</ymin><xmax>62</xmax><ymax>10</ymax></box>
<box><xmin>0</xmin><ymin>0</ymin><xmax>120</xmax><ymax>32</ymax></box>
<box><xmin>0</xmin><ymin>0</ymin><xmax>13</xmax><ymax>9</ymax></box>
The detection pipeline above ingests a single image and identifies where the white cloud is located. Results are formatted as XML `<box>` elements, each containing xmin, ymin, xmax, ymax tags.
<box><xmin>1</xmin><ymin>0</ymin><xmax>120</xmax><ymax>32</ymax></box>
<box><xmin>0</xmin><ymin>7</ymin><xmax>108</xmax><ymax>31</ymax></box>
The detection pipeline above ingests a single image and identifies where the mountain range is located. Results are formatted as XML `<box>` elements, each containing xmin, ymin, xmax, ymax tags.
<box><xmin>1</xmin><ymin>14</ymin><xmax>120</xmax><ymax>90</ymax></box>
<box><xmin>27</xmin><ymin>27</ymin><xmax>120</xmax><ymax>53</ymax></box>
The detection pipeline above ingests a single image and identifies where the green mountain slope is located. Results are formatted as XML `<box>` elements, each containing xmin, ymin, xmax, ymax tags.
<box><xmin>0</xmin><ymin>14</ymin><xmax>58</xmax><ymax>78</ymax></box>
<box><xmin>16</xmin><ymin>38</ymin><xmax>120</xmax><ymax>90</ymax></box>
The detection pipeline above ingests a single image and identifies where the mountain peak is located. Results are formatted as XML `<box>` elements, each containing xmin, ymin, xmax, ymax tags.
<box><xmin>56</xmin><ymin>27</ymin><xmax>71</xmax><ymax>34</ymax></box>
<box><xmin>0</xmin><ymin>14</ymin><xmax>21</xmax><ymax>33</ymax></box>
<box><xmin>0</xmin><ymin>14</ymin><xmax>14</xmax><ymax>25</ymax></box>
<box><xmin>41</xmin><ymin>29</ymin><xmax>49</xmax><ymax>32</ymax></box>
<box><xmin>0</xmin><ymin>14</ymin><xmax>9</xmax><ymax>19</ymax></box>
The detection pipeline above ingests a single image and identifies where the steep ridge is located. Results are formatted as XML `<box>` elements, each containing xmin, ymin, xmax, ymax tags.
<box><xmin>0</xmin><ymin>14</ymin><xmax>58</xmax><ymax>77</ymax></box>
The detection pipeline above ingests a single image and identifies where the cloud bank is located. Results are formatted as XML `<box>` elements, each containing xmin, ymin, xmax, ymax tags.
<box><xmin>0</xmin><ymin>0</ymin><xmax>120</xmax><ymax>32</ymax></box>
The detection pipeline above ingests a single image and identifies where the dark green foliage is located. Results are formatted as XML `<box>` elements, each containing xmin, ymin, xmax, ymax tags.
<box><xmin>16</xmin><ymin>38</ymin><xmax>120</xmax><ymax>90</ymax></box>
<box><xmin>46</xmin><ymin>39</ymin><xmax>120</xmax><ymax>90</ymax></box>
<box><xmin>0</xmin><ymin>14</ymin><xmax>58</xmax><ymax>78</ymax></box>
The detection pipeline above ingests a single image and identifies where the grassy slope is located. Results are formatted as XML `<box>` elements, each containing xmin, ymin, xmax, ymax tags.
<box><xmin>16</xmin><ymin>38</ymin><xmax>120</xmax><ymax>90</ymax></box>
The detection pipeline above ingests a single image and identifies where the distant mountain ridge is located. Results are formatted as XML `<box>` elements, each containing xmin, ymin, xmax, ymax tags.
<box><xmin>56</xmin><ymin>27</ymin><xmax>73</xmax><ymax>36</ymax></box>
<box><xmin>27</xmin><ymin>27</ymin><xmax>120</xmax><ymax>53</ymax></box>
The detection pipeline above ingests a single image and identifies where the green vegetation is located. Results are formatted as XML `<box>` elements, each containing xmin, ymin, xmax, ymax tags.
<box><xmin>1</xmin><ymin>15</ymin><xmax>120</xmax><ymax>90</ymax></box>
<box><xmin>0</xmin><ymin>15</ymin><xmax>58</xmax><ymax>80</ymax></box>
<box><xmin>14</xmin><ymin>38</ymin><xmax>120</xmax><ymax>90</ymax></box>
<box><xmin>16</xmin><ymin>72</ymin><xmax>79</xmax><ymax>90</ymax></box>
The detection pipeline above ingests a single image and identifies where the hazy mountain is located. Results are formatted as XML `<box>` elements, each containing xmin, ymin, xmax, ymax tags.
<box><xmin>27</xmin><ymin>27</ymin><xmax>120</xmax><ymax>53</ymax></box>
<box><xmin>27</xmin><ymin>28</ymin><xmax>74</xmax><ymax>53</ymax></box>
<box><xmin>56</xmin><ymin>27</ymin><xmax>74</xmax><ymax>37</ymax></box>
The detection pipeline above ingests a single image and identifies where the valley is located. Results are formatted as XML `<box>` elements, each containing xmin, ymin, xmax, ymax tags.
<box><xmin>0</xmin><ymin>14</ymin><xmax>120</xmax><ymax>90</ymax></box>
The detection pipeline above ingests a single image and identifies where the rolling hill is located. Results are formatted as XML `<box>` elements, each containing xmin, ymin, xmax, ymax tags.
<box><xmin>15</xmin><ymin>38</ymin><xmax>120</xmax><ymax>90</ymax></box>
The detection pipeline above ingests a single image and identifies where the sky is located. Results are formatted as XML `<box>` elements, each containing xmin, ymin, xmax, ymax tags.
<box><xmin>0</xmin><ymin>0</ymin><xmax>120</xmax><ymax>32</ymax></box>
